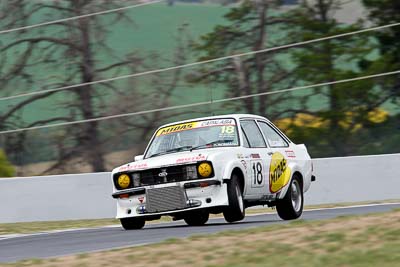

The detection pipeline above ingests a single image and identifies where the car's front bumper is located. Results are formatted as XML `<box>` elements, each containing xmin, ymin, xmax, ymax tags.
<box><xmin>114</xmin><ymin>179</ymin><xmax>229</xmax><ymax>219</ymax></box>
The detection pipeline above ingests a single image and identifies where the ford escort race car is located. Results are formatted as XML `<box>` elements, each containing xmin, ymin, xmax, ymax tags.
<box><xmin>111</xmin><ymin>114</ymin><xmax>315</xmax><ymax>230</ymax></box>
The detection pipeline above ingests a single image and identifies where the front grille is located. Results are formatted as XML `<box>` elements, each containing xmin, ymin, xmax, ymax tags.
<box><xmin>146</xmin><ymin>186</ymin><xmax>187</xmax><ymax>213</ymax></box>
<box><xmin>140</xmin><ymin>166</ymin><xmax>189</xmax><ymax>186</ymax></box>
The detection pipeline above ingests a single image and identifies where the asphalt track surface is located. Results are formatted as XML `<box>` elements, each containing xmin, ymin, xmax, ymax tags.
<box><xmin>1</xmin><ymin>203</ymin><xmax>399</xmax><ymax>263</ymax></box>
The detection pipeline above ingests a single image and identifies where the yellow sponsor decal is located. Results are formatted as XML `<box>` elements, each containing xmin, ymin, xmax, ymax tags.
<box><xmin>269</xmin><ymin>152</ymin><xmax>291</xmax><ymax>193</ymax></box>
<box><xmin>156</xmin><ymin>122</ymin><xmax>197</xmax><ymax>136</ymax></box>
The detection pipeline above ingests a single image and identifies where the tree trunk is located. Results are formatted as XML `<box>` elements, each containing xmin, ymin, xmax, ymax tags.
<box><xmin>73</xmin><ymin>2</ymin><xmax>105</xmax><ymax>172</ymax></box>
<box><xmin>255</xmin><ymin>1</ymin><xmax>268</xmax><ymax>115</ymax></box>
<box><xmin>317</xmin><ymin>0</ymin><xmax>348</xmax><ymax>156</ymax></box>
<box><xmin>232</xmin><ymin>57</ymin><xmax>254</xmax><ymax>113</ymax></box>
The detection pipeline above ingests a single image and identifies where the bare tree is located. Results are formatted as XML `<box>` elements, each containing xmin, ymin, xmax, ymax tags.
<box><xmin>106</xmin><ymin>24</ymin><xmax>194</xmax><ymax>156</ymax></box>
<box><xmin>0</xmin><ymin>0</ymin><xmax>142</xmax><ymax>172</ymax></box>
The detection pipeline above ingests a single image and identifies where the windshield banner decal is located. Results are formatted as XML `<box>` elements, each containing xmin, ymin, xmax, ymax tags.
<box><xmin>156</xmin><ymin>119</ymin><xmax>235</xmax><ymax>136</ymax></box>
<box><xmin>156</xmin><ymin>122</ymin><xmax>196</xmax><ymax>136</ymax></box>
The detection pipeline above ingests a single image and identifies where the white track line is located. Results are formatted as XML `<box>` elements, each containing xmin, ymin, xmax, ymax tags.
<box><xmin>304</xmin><ymin>202</ymin><xmax>400</xmax><ymax>212</ymax></box>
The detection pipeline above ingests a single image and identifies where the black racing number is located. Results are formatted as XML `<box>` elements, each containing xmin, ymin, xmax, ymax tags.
<box><xmin>252</xmin><ymin>162</ymin><xmax>263</xmax><ymax>185</ymax></box>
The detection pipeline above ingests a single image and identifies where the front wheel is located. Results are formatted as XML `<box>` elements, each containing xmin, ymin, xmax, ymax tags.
<box><xmin>223</xmin><ymin>174</ymin><xmax>245</xmax><ymax>223</ymax></box>
<box><xmin>276</xmin><ymin>175</ymin><xmax>303</xmax><ymax>220</ymax></box>
<box><xmin>184</xmin><ymin>210</ymin><xmax>209</xmax><ymax>226</ymax></box>
<box><xmin>120</xmin><ymin>217</ymin><xmax>145</xmax><ymax>230</ymax></box>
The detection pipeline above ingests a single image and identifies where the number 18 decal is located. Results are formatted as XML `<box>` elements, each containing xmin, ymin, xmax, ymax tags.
<box><xmin>220</xmin><ymin>126</ymin><xmax>235</xmax><ymax>134</ymax></box>
<box><xmin>251</xmin><ymin>160</ymin><xmax>264</xmax><ymax>187</ymax></box>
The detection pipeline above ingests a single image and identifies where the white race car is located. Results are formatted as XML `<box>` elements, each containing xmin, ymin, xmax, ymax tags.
<box><xmin>112</xmin><ymin>114</ymin><xmax>315</xmax><ymax>229</ymax></box>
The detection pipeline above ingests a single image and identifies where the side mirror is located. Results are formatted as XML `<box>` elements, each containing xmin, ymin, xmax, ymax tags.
<box><xmin>134</xmin><ymin>155</ymin><xmax>144</xmax><ymax>162</ymax></box>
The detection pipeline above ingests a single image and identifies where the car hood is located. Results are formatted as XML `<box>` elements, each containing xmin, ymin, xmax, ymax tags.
<box><xmin>112</xmin><ymin>148</ymin><xmax>235</xmax><ymax>174</ymax></box>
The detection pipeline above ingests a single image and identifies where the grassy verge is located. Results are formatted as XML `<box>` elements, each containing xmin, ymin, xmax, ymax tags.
<box><xmin>0</xmin><ymin>219</ymin><xmax>118</xmax><ymax>236</ymax></box>
<box><xmin>303</xmin><ymin>199</ymin><xmax>400</xmax><ymax>210</ymax></box>
<box><xmin>1</xmin><ymin>200</ymin><xmax>398</xmax><ymax>236</ymax></box>
<box><xmin>2</xmin><ymin>209</ymin><xmax>400</xmax><ymax>267</ymax></box>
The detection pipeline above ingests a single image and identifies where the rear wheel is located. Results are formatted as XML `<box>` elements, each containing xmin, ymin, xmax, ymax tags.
<box><xmin>223</xmin><ymin>173</ymin><xmax>245</xmax><ymax>223</ymax></box>
<box><xmin>276</xmin><ymin>174</ymin><xmax>303</xmax><ymax>220</ymax></box>
<box><xmin>120</xmin><ymin>217</ymin><xmax>145</xmax><ymax>230</ymax></box>
<box><xmin>184</xmin><ymin>210</ymin><xmax>209</xmax><ymax>226</ymax></box>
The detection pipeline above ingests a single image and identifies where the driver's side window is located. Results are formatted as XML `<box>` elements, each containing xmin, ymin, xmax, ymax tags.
<box><xmin>240</xmin><ymin>120</ymin><xmax>266</xmax><ymax>148</ymax></box>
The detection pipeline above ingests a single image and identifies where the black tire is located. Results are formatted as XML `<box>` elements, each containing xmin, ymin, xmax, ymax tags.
<box><xmin>223</xmin><ymin>173</ymin><xmax>245</xmax><ymax>223</ymax></box>
<box><xmin>276</xmin><ymin>174</ymin><xmax>303</xmax><ymax>220</ymax></box>
<box><xmin>184</xmin><ymin>210</ymin><xmax>209</xmax><ymax>226</ymax></box>
<box><xmin>120</xmin><ymin>217</ymin><xmax>145</xmax><ymax>230</ymax></box>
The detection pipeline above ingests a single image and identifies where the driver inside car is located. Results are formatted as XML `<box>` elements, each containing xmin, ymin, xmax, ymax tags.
<box><xmin>176</xmin><ymin>130</ymin><xmax>205</xmax><ymax>148</ymax></box>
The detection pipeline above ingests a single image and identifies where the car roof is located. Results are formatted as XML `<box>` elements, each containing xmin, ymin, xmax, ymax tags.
<box><xmin>158</xmin><ymin>114</ymin><xmax>271</xmax><ymax>128</ymax></box>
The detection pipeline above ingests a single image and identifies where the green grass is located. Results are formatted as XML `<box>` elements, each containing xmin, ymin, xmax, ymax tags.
<box><xmin>1</xmin><ymin>200</ymin><xmax>398</xmax><ymax>236</ymax></box>
<box><xmin>0</xmin><ymin>216</ymin><xmax>174</xmax><ymax>236</ymax></box>
<box><xmin>1</xmin><ymin>209</ymin><xmax>400</xmax><ymax>267</ymax></box>
<box><xmin>0</xmin><ymin>207</ymin><xmax>296</xmax><ymax>236</ymax></box>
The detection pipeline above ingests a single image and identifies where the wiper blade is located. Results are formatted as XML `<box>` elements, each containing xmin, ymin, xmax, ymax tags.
<box><xmin>165</xmin><ymin>146</ymin><xmax>193</xmax><ymax>153</ymax></box>
<box><xmin>191</xmin><ymin>139</ymin><xmax>234</xmax><ymax>151</ymax></box>
<box><xmin>148</xmin><ymin>146</ymin><xmax>193</xmax><ymax>158</ymax></box>
<box><xmin>148</xmin><ymin>152</ymin><xmax>165</xmax><ymax>158</ymax></box>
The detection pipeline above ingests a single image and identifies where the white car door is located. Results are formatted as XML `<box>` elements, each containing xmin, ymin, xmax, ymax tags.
<box><xmin>257</xmin><ymin>120</ymin><xmax>292</xmax><ymax>194</ymax></box>
<box><xmin>240</xmin><ymin>119</ymin><xmax>273</xmax><ymax>198</ymax></box>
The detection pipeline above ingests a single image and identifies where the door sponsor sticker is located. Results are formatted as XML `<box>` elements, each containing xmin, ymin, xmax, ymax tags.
<box><xmin>269</xmin><ymin>152</ymin><xmax>291</xmax><ymax>193</ymax></box>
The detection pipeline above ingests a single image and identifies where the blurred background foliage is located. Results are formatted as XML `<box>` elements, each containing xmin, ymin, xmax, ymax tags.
<box><xmin>0</xmin><ymin>0</ymin><xmax>399</xmax><ymax>176</ymax></box>
<box><xmin>0</xmin><ymin>149</ymin><xmax>15</xmax><ymax>177</ymax></box>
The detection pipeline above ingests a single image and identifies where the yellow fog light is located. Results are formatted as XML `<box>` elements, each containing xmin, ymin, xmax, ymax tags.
<box><xmin>117</xmin><ymin>174</ymin><xmax>131</xmax><ymax>189</ymax></box>
<box><xmin>198</xmin><ymin>162</ymin><xmax>213</xmax><ymax>178</ymax></box>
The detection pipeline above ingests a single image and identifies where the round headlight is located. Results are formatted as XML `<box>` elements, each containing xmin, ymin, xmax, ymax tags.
<box><xmin>117</xmin><ymin>174</ymin><xmax>131</xmax><ymax>189</ymax></box>
<box><xmin>198</xmin><ymin>162</ymin><xmax>212</xmax><ymax>178</ymax></box>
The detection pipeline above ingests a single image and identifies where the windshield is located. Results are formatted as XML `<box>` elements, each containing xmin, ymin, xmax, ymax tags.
<box><xmin>145</xmin><ymin>118</ymin><xmax>239</xmax><ymax>158</ymax></box>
